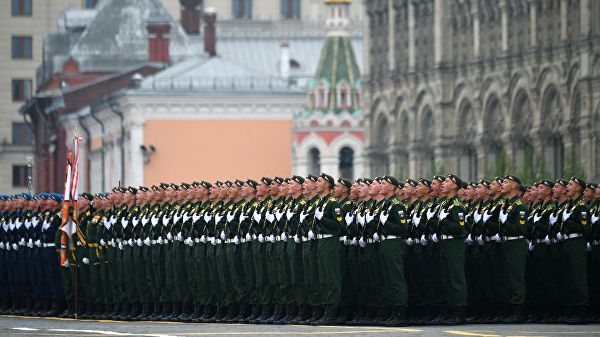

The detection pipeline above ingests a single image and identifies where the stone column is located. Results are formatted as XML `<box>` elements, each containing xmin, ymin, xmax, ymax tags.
<box><xmin>530</xmin><ymin>0</ymin><xmax>537</xmax><ymax>47</ymax></box>
<box><xmin>560</xmin><ymin>0</ymin><xmax>568</xmax><ymax>40</ymax></box>
<box><xmin>387</xmin><ymin>144</ymin><xmax>402</xmax><ymax>177</ymax></box>
<box><xmin>388</xmin><ymin>0</ymin><xmax>395</xmax><ymax>71</ymax></box>
<box><xmin>408</xmin><ymin>142</ymin><xmax>419</xmax><ymax>178</ymax></box>
<box><xmin>434</xmin><ymin>0</ymin><xmax>450</xmax><ymax>65</ymax></box>
<box><xmin>363</xmin><ymin>11</ymin><xmax>371</xmax><ymax>78</ymax></box>
<box><xmin>580</xmin><ymin>0</ymin><xmax>590</xmax><ymax>36</ymax></box>
<box><xmin>500</xmin><ymin>0</ymin><xmax>509</xmax><ymax>53</ymax></box>
<box><xmin>408</xmin><ymin>0</ymin><xmax>415</xmax><ymax>70</ymax></box>
<box><xmin>128</xmin><ymin>117</ymin><xmax>145</xmax><ymax>187</ymax></box>
<box><xmin>472</xmin><ymin>1</ymin><xmax>480</xmax><ymax>59</ymax></box>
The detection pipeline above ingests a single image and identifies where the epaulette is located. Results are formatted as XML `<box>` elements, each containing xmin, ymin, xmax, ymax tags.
<box><xmin>328</xmin><ymin>196</ymin><xmax>336</xmax><ymax>202</ymax></box>
<box><xmin>452</xmin><ymin>198</ymin><xmax>465</xmax><ymax>208</ymax></box>
<box><xmin>299</xmin><ymin>199</ymin><xmax>307</xmax><ymax>205</ymax></box>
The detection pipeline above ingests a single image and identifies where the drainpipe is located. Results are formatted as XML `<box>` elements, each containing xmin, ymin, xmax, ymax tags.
<box><xmin>90</xmin><ymin>105</ymin><xmax>106</xmax><ymax>192</ymax></box>
<box><xmin>108</xmin><ymin>101</ymin><xmax>125</xmax><ymax>186</ymax></box>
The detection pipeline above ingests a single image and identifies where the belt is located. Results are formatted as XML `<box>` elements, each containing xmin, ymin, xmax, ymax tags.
<box><xmin>240</xmin><ymin>238</ymin><xmax>246</xmax><ymax>243</ymax></box>
<box><xmin>215</xmin><ymin>239</ymin><xmax>222</xmax><ymax>244</ymax></box>
<box><xmin>44</xmin><ymin>243</ymin><xmax>55</xmax><ymax>247</ymax></box>
<box><xmin>592</xmin><ymin>240</ymin><xmax>600</xmax><ymax>246</ymax></box>
<box><xmin>275</xmin><ymin>236</ymin><xmax>281</xmax><ymax>241</ymax></box>
<box><xmin>413</xmin><ymin>238</ymin><xmax>420</xmax><ymax>244</ymax></box>
<box><xmin>225</xmin><ymin>239</ymin><xmax>232</xmax><ymax>244</ymax></box>
<box><xmin>339</xmin><ymin>237</ymin><xmax>346</xmax><ymax>242</ymax></box>
<box><xmin>151</xmin><ymin>240</ymin><xmax>157</xmax><ymax>245</ymax></box>
<box><xmin>384</xmin><ymin>235</ymin><xmax>400</xmax><ymax>240</ymax></box>
<box><xmin>440</xmin><ymin>235</ymin><xmax>454</xmax><ymax>240</ymax></box>
<box><xmin>88</xmin><ymin>243</ymin><xmax>99</xmax><ymax>248</ymax></box>
<box><xmin>316</xmin><ymin>234</ymin><xmax>333</xmax><ymax>240</ymax></box>
<box><xmin>301</xmin><ymin>237</ymin><xmax>309</xmax><ymax>242</ymax></box>
<box><xmin>504</xmin><ymin>235</ymin><xmax>525</xmax><ymax>241</ymax></box>
<box><xmin>366</xmin><ymin>238</ymin><xmax>374</xmax><ymax>244</ymax></box>
<box><xmin>565</xmin><ymin>233</ymin><xmax>583</xmax><ymax>239</ymax></box>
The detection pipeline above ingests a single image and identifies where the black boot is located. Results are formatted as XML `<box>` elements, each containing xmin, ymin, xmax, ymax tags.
<box><xmin>503</xmin><ymin>305</ymin><xmax>525</xmax><ymax>324</ymax></box>
<box><xmin>385</xmin><ymin>306</ymin><xmax>408</xmax><ymax>326</ymax></box>
<box><xmin>245</xmin><ymin>304</ymin><xmax>261</xmax><ymax>323</ymax></box>
<box><xmin>443</xmin><ymin>306</ymin><xmax>466</xmax><ymax>325</ymax></box>
<box><xmin>265</xmin><ymin>304</ymin><xmax>284</xmax><ymax>324</ymax></box>
<box><xmin>280</xmin><ymin>304</ymin><xmax>297</xmax><ymax>324</ymax></box>
<box><xmin>256</xmin><ymin>304</ymin><xmax>274</xmax><ymax>324</ymax></box>
<box><xmin>213</xmin><ymin>306</ymin><xmax>227</xmax><ymax>322</ymax></box>
<box><xmin>314</xmin><ymin>305</ymin><xmax>339</xmax><ymax>325</ymax></box>
<box><xmin>231</xmin><ymin>303</ymin><xmax>248</xmax><ymax>323</ymax></box>
<box><xmin>159</xmin><ymin>302</ymin><xmax>172</xmax><ymax>321</ymax></box>
<box><xmin>201</xmin><ymin>305</ymin><xmax>217</xmax><ymax>323</ymax></box>
<box><xmin>223</xmin><ymin>304</ymin><xmax>239</xmax><ymax>323</ymax></box>
<box><xmin>565</xmin><ymin>306</ymin><xmax>588</xmax><ymax>325</ymax></box>
<box><xmin>302</xmin><ymin>305</ymin><xmax>323</xmax><ymax>324</ymax></box>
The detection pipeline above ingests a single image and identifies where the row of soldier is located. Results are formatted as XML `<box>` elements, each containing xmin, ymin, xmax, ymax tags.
<box><xmin>0</xmin><ymin>173</ymin><xmax>599</xmax><ymax>326</ymax></box>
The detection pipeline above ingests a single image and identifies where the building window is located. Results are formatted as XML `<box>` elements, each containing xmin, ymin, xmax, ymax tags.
<box><xmin>12</xmin><ymin>36</ymin><xmax>32</xmax><ymax>59</ymax></box>
<box><xmin>339</xmin><ymin>146</ymin><xmax>354</xmax><ymax>180</ymax></box>
<box><xmin>12</xmin><ymin>122</ymin><xmax>32</xmax><ymax>145</ymax></box>
<box><xmin>308</xmin><ymin>92</ymin><xmax>315</xmax><ymax>109</ymax></box>
<box><xmin>337</xmin><ymin>82</ymin><xmax>350</xmax><ymax>109</ymax></box>
<box><xmin>233</xmin><ymin>0</ymin><xmax>252</xmax><ymax>19</ymax></box>
<box><xmin>12</xmin><ymin>0</ymin><xmax>32</xmax><ymax>16</ymax></box>
<box><xmin>317</xmin><ymin>85</ymin><xmax>328</xmax><ymax>110</ymax></box>
<box><xmin>12</xmin><ymin>79</ymin><xmax>32</xmax><ymax>101</ymax></box>
<box><xmin>84</xmin><ymin>0</ymin><xmax>98</xmax><ymax>8</ymax></box>
<box><xmin>308</xmin><ymin>148</ymin><xmax>321</xmax><ymax>175</ymax></box>
<box><xmin>281</xmin><ymin>0</ymin><xmax>300</xmax><ymax>19</ymax></box>
<box><xmin>12</xmin><ymin>165</ymin><xmax>28</xmax><ymax>187</ymax></box>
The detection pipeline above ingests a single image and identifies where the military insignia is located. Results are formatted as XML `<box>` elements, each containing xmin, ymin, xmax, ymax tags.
<box><xmin>458</xmin><ymin>212</ymin><xmax>465</xmax><ymax>226</ymax></box>
<box><xmin>519</xmin><ymin>211</ymin><xmax>526</xmax><ymax>225</ymax></box>
<box><xmin>399</xmin><ymin>210</ymin><xmax>406</xmax><ymax>224</ymax></box>
<box><xmin>582</xmin><ymin>211</ymin><xmax>588</xmax><ymax>225</ymax></box>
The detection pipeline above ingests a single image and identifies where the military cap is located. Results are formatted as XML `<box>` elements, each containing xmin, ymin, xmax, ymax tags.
<box><xmin>519</xmin><ymin>185</ymin><xmax>528</xmax><ymax>193</ymax></box>
<box><xmin>587</xmin><ymin>182</ymin><xmax>598</xmax><ymax>189</ymax></box>
<box><xmin>538</xmin><ymin>180</ymin><xmax>554</xmax><ymax>188</ymax></box>
<box><xmin>180</xmin><ymin>182</ymin><xmax>191</xmax><ymax>190</ymax></box>
<box><xmin>50</xmin><ymin>193</ymin><xmax>63</xmax><ymax>202</ymax></box>
<box><xmin>234</xmin><ymin>179</ymin><xmax>245</xmax><ymax>187</ymax></box>
<box><xmin>462</xmin><ymin>181</ymin><xmax>469</xmax><ymax>189</ymax></box>
<box><xmin>398</xmin><ymin>181</ymin><xmax>405</xmax><ymax>188</ymax></box>
<box><xmin>81</xmin><ymin>192</ymin><xmax>94</xmax><ymax>201</ymax></box>
<box><xmin>159</xmin><ymin>183</ymin><xmax>171</xmax><ymax>190</ymax></box>
<box><xmin>139</xmin><ymin>186</ymin><xmax>150</xmax><ymax>192</ymax></box>
<box><xmin>338</xmin><ymin>178</ymin><xmax>352</xmax><ymax>189</ymax></box>
<box><xmin>433</xmin><ymin>175</ymin><xmax>445</xmax><ymax>182</ymax></box>
<box><xmin>419</xmin><ymin>178</ymin><xmax>432</xmax><ymax>187</ymax></box>
<box><xmin>292</xmin><ymin>175</ymin><xmax>305</xmax><ymax>185</ymax></box>
<box><xmin>493</xmin><ymin>176</ymin><xmax>504</xmax><ymax>184</ymax></box>
<box><xmin>22</xmin><ymin>193</ymin><xmax>32</xmax><ymax>200</ymax></box>
<box><xmin>320</xmin><ymin>173</ymin><xmax>335</xmax><ymax>188</ymax></box>
<box><xmin>361</xmin><ymin>178</ymin><xmax>373</xmax><ymax>185</ymax></box>
<box><xmin>224</xmin><ymin>181</ymin><xmax>233</xmax><ymax>188</ymax></box>
<box><xmin>556</xmin><ymin>179</ymin><xmax>568</xmax><ymax>187</ymax></box>
<box><xmin>306</xmin><ymin>174</ymin><xmax>318</xmax><ymax>182</ymax></box>
<box><xmin>260</xmin><ymin>177</ymin><xmax>273</xmax><ymax>185</ymax></box>
<box><xmin>273</xmin><ymin>177</ymin><xmax>284</xmax><ymax>184</ymax></box>
<box><xmin>128</xmin><ymin>186</ymin><xmax>138</xmax><ymax>194</ymax></box>
<box><xmin>39</xmin><ymin>193</ymin><xmax>49</xmax><ymax>200</ymax></box>
<box><xmin>284</xmin><ymin>177</ymin><xmax>291</xmax><ymax>183</ymax></box>
<box><xmin>191</xmin><ymin>181</ymin><xmax>201</xmax><ymax>188</ymax></box>
<box><xmin>374</xmin><ymin>176</ymin><xmax>383</xmax><ymax>182</ymax></box>
<box><xmin>504</xmin><ymin>174</ymin><xmax>522</xmax><ymax>185</ymax></box>
<box><xmin>0</xmin><ymin>195</ymin><xmax>9</xmax><ymax>201</ymax></box>
<box><xmin>378</xmin><ymin>176</ymin><xmax>397</xmax><ymax>187</ymax></box>
<box><xmin>246</xmin><ymin>179</ymin><xmax>259</xmax><ymax>189</ymax></box>
<box><xmin>479</xmin><ymin>180</ymin><xmax>491</xmax><ymax>188</ymax></box>
<box><xmin>151</xmin><ymin>185</ymin><xmax>160</xmax><ymax>191</ymax></box>
<box><xmin>201</xmin><ymin>181</ymin><xmax>213</xmax><ymax>189</ymax></box>
<box><xmin>447</xmin><ymin>174</ymin><xmax>464</xmax><ymax>188</ymax></box>
<box><xmin>405</xmin><ymin>179</ymin><xmax>418</xmax><ymax>187</ymax></box>
<box><xmin>113</xmin><ymin>186</ymin><xmax>127</xmax><ymax>193</ymax></box>
<box><xmin>215</xmin><ymin>181</ymin><xmax>224</xmax><ymax>187</ymax></box>
<box><xmin>570</xmin><ymin>177</ymin><xmax>586</xmax><ymax>189</ymax></box>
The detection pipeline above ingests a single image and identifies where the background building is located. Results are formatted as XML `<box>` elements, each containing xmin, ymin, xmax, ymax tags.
<box><xmin>363</xmin><ymin>0</ymin><xmax>600</xmax><ymax>182</ymax></box>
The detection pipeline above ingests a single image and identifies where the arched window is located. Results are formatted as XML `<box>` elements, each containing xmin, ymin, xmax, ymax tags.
<box><xmin>372</xmin><ymin>114</ymin><xmax>390</xmax><ymax>176</ymax></box>
<box><xmin>483</xmin><ymin>95</ymin><xmax>506</xmax><ymax>177</ymax></box>
<box><xmin>281</xmin><ymin>0</ymin><xmax>300</xmax><ymax>19</ymax></box>
<box><xmin>337</xmin><ymin>82</ymin><xmax>350</xmax><ymax>109</ymax></box>
<box><xmin>339</xmin><ymin>146</ymin><xmax>354</xmax><ymax>180</ymax></box>
<box><xmin>316</xmin><ymin>83</ymin><xmax>329</xmax><ymax>110</ymax></box>
<box><xmin>308</xmin><ymin>147</ymin><xmax>321</xmax><ymax>175</ymax></box>
<box><xmin>457</xmin><ymin>102</ymin><xmax>478</xmax><ymax>180</ymax></box>
<box><xmin>512</xmin><ymin>90</ymin><xmax>534</xmax><ymax>180</ymax></box>
<box><xmin>541</xmin><ymin>86</ymin><xmax>564</xmax><ymax>178</ymax></box>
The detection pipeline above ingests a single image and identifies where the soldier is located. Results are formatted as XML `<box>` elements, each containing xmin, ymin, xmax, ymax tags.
<box><xmin>76</xmin><ymin>193</ymin><xmax>94</xmax><ymax>318</ymax></box>
<box><xmin>334</xmin><ymin>177</ymin><xmax>353</xmax><ymax>324</ymax></box>
<box><xmin>299</xmin><ymin>175</ymin><xmax>321</xmax><ymax>324</ymax></box>
<box><xmin>589</xmin><ymin>183</ymin><xmax>600</xmax><ymax>322</ymax></box>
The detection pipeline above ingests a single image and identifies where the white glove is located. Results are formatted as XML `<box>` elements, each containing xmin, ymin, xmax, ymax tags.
<box><xmin>220</xmin><ymin>231</ymin><xmax>226</xmax><ymax>240</ymax></box>
<box><xmin>499</xmin><ymin>210</ymin><xmax>508</xmax><ymax>224</ymax></box>
<box><xmin>82</xmin><ymin>257</ymin><xmax>90</xmax><ymax>265</ymax></box>
<box><xmin>491</xmin><ymin>233</ymin><xmax>502</xmax><ymax>243</ymax></box>
<box><xmin>184</xmin><ymin>237</ymin><xmax>193</xmax><ymax>246</ymax></box>
<box><xmin>528</xmin><ymin>241</ymin><xmax>535</xmax><ymax>251</ymax></box>
<box><xmin>24</xmin><ymin>220</ymin><xmax>31</xmax><ymax>229</ymax></box>
<box><xmin>379</xmin><ymin>211</ymin><xmax>389</xmax><ymax>225</ymax></box>
<box><xmin>132</xmin><ymin>217</ymin><xmax>140</xmax><ymax>227</ymax></box>
<box><xmin>476</xmin><ymin>235</ymin><xmax>484</xmax><ymax>245</ymax></box>
<box><xmin>268</xmin><ymin>234</ymin><xmax>275</xmax><ymax>243</ymax></box>
<box><xmin>543</xmin><ymin>235</ymin><xmax>552</xmax><ymax>245</ymax></box>
<box><xmin>345</xmin><ymin>213</ymin><xmax>354</xmax><ymax>226</ymax></box>
<box><xmin>136</xmin><ymin>238</ymin><xmax>143</xmax><ymax>247</ymax></box>
<box><xmin>200</xmin><ymin>235</ymin><xmax>207</xmax><ymax>243</ymax></box>
<box><xmin>239</xmin><ymin>214</ymin><xmax>248</xmax><ymax>223</ymax></box>
<box><xmin>373</xmin><ymin>232</ymin><xmax>380</xmax><ymax>242</ymax></box>
<box><xmin>413</xmin><ymin>214</ymin><xmax>421</xmax><ymax>226</ymax></box>
<box><xmin>118</xmin><ymin>242</ymin><xmax>124</xmax><ymax>250</ymax></box>
<box><xmin>427</xmin><ymin>209</ymin><xmax>436</xmax><ymax>220</ymax></box>
<box><xmin>162</xmin><ymin>215</ymin><xmax>169</xmax><ymax>226</ymax></box>
<box><xmin>127</xmin><ymin>239</ymin><xmax>134</xmax><ymax>246</ymax></box>
<box><xmin>157</xmin><ymin>237</ymin><xmax>164</xmax><ymax>245</ymax></box>
<box><xmin>258</xmin><ymin>234</ymin><xmax>264</xmax><ymax>243</ymax></box>
<box><xmin>245</xmin><ymin>233</ymin><xmax>252</xmax><ymax>241</ymax></box>
<box><xmin>314</xmin><ymin>208</ymin><xmax>324</xmax><ymax>220</ymax></box>
<box><xmin>483</xmin><ymin>211</ymin><xmax>492</xmax><ymax>223</ymax></box>
<box><xmin>226</xmin><ymin>211</ymin><xmax>235</xmax><ymax>223</ymax></box>
<box><xmin>194</xmin><ymin>238</ymin><xmax>200</xmax><ymax>243</ymax></box>
<box><xmin>210</xmin><ymin>237</ymin><xmax>216</xmax><ymax>245</ymax></box>
<box><xmin>299</xmin><ymin>211</ymin><xmax>308</xmax><ymax>224</ymax></box>
<box><xmin>308</xmin><ymin>230</ymin><xmax>315</xmax><ymax>240</ymax></box>
<box><xmin>405</xmin><ymin>238</ymin><xmax>414</xmax><ymax>246</ymax></box>
<box><xmin>350</xmin><ymin>237</ymin><xmax>358</xmax><ymax>246</ymax></box>
<box><xmin>592</xmin><ymin>214</ymin><xmax>599</xmax><ymax>224</ymax></box>
<box><xmin>176</xmin><ymin>232</ymin><xmax>183</xmax><ymax>241</ymax></box>
<box><xmin>275</xmin><ymin>210</ymin><xmax>284</xmax><ymax>221</ymax></box>
<box><xmin>144</xmin><ymin>237</ymin><xmax>151</xmax><ymax>246</ymax></box>
<box><xmin>265</xmin><ymin>212</ymin><xmax>275</xmax><ymax>223</ymax></box>
<box><xmin>215</xmin><ymin>214</ymin><xmax>223</xmax><ymax>224</ymax></box>
<box><xmin>286</xmin><ymin>209</ymin><xmax>295</xmax><ymax>220</ymax></box>
<box><xmin>562</xmin><ymin>210</ymin><xmax>572</xmax><ymax>222</ymax></box>
<box><xmin>556</xmin><ymin>232</ymin><xmax>563</xmax><ymax>241</ymax></box>
<box><xmin>465</xmin><ymin>234</ymin><xmax>473</xmax><ymax>245</ymax></box>
<box><xmin>34</xmin><ymin>239</ymin><xmax>41</xmax><ymax>247</ymax></box>
<box><xmin>549</xmin><ymin>213</ymin><xmax>558</xmax><ymax>225</ymax></box>
<box><xmin>438</xmin><ymin>209</ymin><xmax>449</xmax><ymax>221</ymax></box>
<box><xmin>151</xmin><ymin>215</ymin><xmax>159</xmax><ymax>226</ymax></box>
<box><xmin>100</xmin><ymin>239</ymin><xmax>106</xmax><ymax>246</ymax></box>
<box><xmin>358</xmin><ymin>237</ymin><xmax>366</xmax><ymax>248</ymax></box>
<box><xmin>293</xmin><ymin>234</ymin><xmax>300</xmax><ymax>243</ymax></box>
<box><xmin>230</xmin><ymin>236</ymin><xmax>238</xmax><ymax>245</ymax></box>
<box><xmin>533</xmin><ymin>214</ymin><xmax>542</xmax><ymax>223</ymax></box>
<box><xmin>12</xmin><ymin>243</ymin><xmax>18</xmax><ymax>250</ymax></box>
<box><xmin>0</xmin><ymin>242</ymin><xmax>4</xmax><ymax>249</ymax></box>
<box><xmin>31</xmin><ymin>218</ymin><xmax>40</xmax><ymax>227</ymax></box>
<box><xmin>431</xmin><ymin>233</ymin><xmax>439</xmax><ymax>243</ymax></box>
<box><xmin>110</xmin><ymin>216</ymin><xmax>117</xmax><ymax>225</ymax></box>
<box><xmin>166</xmin><ymin>232</ymin><xmax>173</xmax><ymax>241</ymax></box>
<box><xmin>420</xmin><ymin>234</ymin><xmax>428</xmax><ymax>246</ymax></box>
<box><xmin>587</xmin><ymin>242</ymin><xmax>593</xmax><ymax>252</ymax></box>
<box><xmin>281</xmin><ymin>232</ymin><xmax>287</xmax><ymax>242</ymax></box>
<box><xmin>339</xmin><ymin>235</ymin><xmax>347</xmax><ymax>245</ymax></box>
<box><xmin>473</xmin><ymin>211</ymin><xmax>482</xmax><ymax>223</ymax></box>
<box><xmin>110</xmin><ymin>239</ymin><xmax>116</xmax><ymax>246</ymax></box>
<box><xmin>365</xmin><ymin>213</ymin><xmax>375</xmax><ymax>224</ymax></box>
<box><xmin>19</xmin><ymin>238</ymin><xmax>26</xmax><ymax>245</ymax></box>
<box><xmin>357</xmin><ymin>214</ymin><xmax>365</xmax><ymax>226</ymax></box>
<box><xmin>27</xmin><ymin>239</ymin><xmax>33</xmax><ymax>248</ymax></box>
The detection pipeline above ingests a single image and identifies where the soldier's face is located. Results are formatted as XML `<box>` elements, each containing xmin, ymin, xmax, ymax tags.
<box><xmin>316</xmin><ymin>177</ymin><xmax>328</xmax><ymax>193</ymax></box>
<box><xmin>269</xmin><ymin>183</ymin><xmax>280</xmax><ymax>196</ymax></box>
<box><xmin>584</xmin><ymin>187</ymin><xmax>594</xmax><ymax>201</ymax></box>
<box><xmin>595</xmin><ymin>186</ymin><xmax>600</xmax><ymax>199</ymax></box>
<box><xmin>552</xmin><ymin>184</ymin><xmax>566</xmax><ymax>198</ymax></box>
<box><xmin>368</xmin><ymin>181</ymin><xmax>380</xmax><ymax>196</ymax></box>
<box><xmin>358</xmin><ymin>183</ymin><xmax>370</xmax><ymax>198</ymax></box>
<box><xmin>501</xmin><ymin>179</ymin><xmax>513</xmax><ymax>194</ymax></box>
<box><xmin>566</xmin><ymin>181</ymin><xmax>582</xmax><ymax>199</ymax></box>
<box><xmin>256</xmin><ymin>183</ymin><xmax>269</xmax><ymax>198</ymax></box>
<box><xmin>490</xmin><ymin>181</ymin><xmax>502</xmax><ymax>195</ymax></box>
<box><xmin>431</xmin><ymin>180</ymin><xmax>443</xmax><ymax>196</ymax></box>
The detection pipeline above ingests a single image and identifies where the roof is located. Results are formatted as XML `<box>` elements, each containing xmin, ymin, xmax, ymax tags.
<box><xmin>70</xmin><ymin>0</ymin><xmax>193</xmax><ymax>69</ymax></box>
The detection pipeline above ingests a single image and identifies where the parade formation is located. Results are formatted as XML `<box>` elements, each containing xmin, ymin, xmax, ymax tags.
<box><xmin>0</xmin><ymin>173</ymin><xmax>599</xmax><ymax>326</ymax></box>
